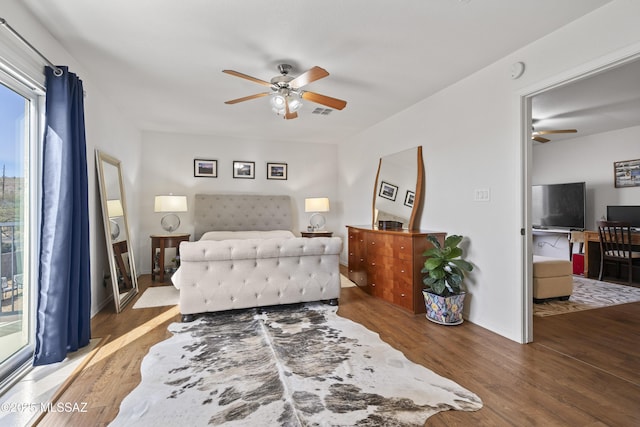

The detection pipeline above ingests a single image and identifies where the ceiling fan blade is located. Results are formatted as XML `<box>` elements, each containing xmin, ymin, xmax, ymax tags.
<box><xmin>289</xmin><ymin>66</ymin><xmax>329</xmax><ymax>89</ymax></box>
<box><xmin>222</xmin><ymin>70</ymin><xmax>274</xmax><ymax>88</ymax></box>
<box><xmin>224</xmin><ymin>92</ymin><xmax>271</xmax><ymax>104</ymax></box>
<box><xmin>301</xmin><ymin>91</ymin><xmax>347</xmax><ymax>110</ymax></box>
<box><xmin>532</xmin><ymin>135</ymin><xmax>550</xmax><ymax>143</ymax></box>
<box><xmin>535</xmin><ymin>129</ymin><xmax>577</xmax><ymax>135</ymax></box>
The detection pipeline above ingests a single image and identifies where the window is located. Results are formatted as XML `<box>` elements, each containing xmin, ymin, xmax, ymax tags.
<box><xmin>0</xmin><ymin>76</ymin><xmax>39</xmax><ymax>386</ymax></box>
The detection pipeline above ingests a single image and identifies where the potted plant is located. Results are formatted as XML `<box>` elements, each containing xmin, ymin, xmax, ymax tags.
<box><xmin>421</xmin><ymin>235</ymin><xmax>473</xmax><ymax>325</ymax></box>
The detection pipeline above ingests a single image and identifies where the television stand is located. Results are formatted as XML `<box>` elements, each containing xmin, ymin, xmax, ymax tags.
<box><xmin>532</xmin><ymin>228</ymin><xmax>585</xmax><ymax>261</ymax></box>
<box><xmin>532</xmin><ymin>228</ymin><xmax>571</xmax><ymax>236</ymax></box>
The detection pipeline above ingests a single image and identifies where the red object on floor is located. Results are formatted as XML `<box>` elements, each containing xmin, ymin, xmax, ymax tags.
<box><xmin>572</xmin><ymin>253</ymin><xmax>584</xmax><ymax>275</ymax></box>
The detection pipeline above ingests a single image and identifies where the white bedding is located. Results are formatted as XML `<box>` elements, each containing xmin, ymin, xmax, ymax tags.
<box><xmin>199</xmin><ymin>230</ymin><xmax>295</xmax><ymax>241</ymax></box>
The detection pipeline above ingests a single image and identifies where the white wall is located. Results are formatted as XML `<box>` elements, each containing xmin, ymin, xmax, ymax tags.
<box><xmin>137</xmin><ymin>131</ymin><xmax>338</xmax><ymax>274</ymax></box>
<box><xmin>531</xmin><ymin>125</ymin><xmax>640</xmax><ymax>258</ymax></box>
<box><xmin>533</xmin><ymin>125</ymin><xmax>640</xmax><ymax>228</ymax></box>
<box><xmin>4</xmin><ymin>0</ymin><xmax>142</xmax><ymax>316</ymax></box>
<box><xmin>337</xmin><ymin>1</ymin><xmax>640</xmax><ymax>342</ymax></box>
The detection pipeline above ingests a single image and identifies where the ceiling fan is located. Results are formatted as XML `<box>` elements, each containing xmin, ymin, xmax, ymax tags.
<box><xmin>531</xmin><ymin>127</ymin><xmax>577</xmax><ymax>143</ymax></box>
<box><xmin>223</xmin><ymin>64</ymin><xmax>347</xmax><ymax>120</ymax></box>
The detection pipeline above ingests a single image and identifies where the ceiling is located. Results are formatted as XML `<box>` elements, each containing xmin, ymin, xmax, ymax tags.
<box><xmin>532</xmin><ymin>57</ymin><xmax>640</xmax><ymax>144</ymax></box>
<box><xmin>22</xmin><ymin>0</ymin><xmax>613</xmax><ymax>144</ymax></box>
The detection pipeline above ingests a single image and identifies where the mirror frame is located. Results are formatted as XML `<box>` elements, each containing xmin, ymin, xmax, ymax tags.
<box><xmin>95</xmin><ymin>150</ymin><xmax>138</xmax><ymax>312</ymax></box>
<box><xmin>372</xmin><ymin>146</ymin><xmax>424</xmax><ymax>230</ymax></box>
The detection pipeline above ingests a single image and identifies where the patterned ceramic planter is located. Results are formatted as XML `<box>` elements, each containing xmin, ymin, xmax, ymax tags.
<box><xmin>422</xmin><ymin>291</ymin><xmax>466</xmax><ymax>325</ymax></box>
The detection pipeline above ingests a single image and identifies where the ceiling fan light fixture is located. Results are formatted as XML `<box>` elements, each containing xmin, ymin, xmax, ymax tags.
<box><xmin>270</xmin><ymin>94</ymin><xmax>286</xmax><ymax>110</ymax></box>
<box><xmin>270</xmin><ymin>91</ymin><xmax>303</xmax><ymax>117</ymax></box>
<box><xmin>287</xmin><ymin>93</ymin><xmax>302</xmax><ymax>112</ymax></box>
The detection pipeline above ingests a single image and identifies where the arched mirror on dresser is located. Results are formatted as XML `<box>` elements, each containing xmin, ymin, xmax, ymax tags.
<box><xmin>96</xmin><ymin>150</ymin><xmax>138</xmax><ymax>312</ymax></box>
<box><xmin>372</xmin><ymin>146</ymin><xmax>424</xmax><ymax>230</ymax></box>
<box><xmin>348</xmin><ymin>145</ymin><xmax>439</xmax><ymax>314</ymax></box>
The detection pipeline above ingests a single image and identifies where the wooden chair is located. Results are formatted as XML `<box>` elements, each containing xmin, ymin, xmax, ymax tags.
<box><xmin>597</xmin><ymin>221</ymin><xmax>640</xmax><ymax>285</ymax></box>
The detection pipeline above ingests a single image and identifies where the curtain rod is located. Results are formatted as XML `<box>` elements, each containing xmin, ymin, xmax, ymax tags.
<box><xmin>0</xmin><ymin>17</ymin><xmax>63</xmax><ymax>76</ymax></box>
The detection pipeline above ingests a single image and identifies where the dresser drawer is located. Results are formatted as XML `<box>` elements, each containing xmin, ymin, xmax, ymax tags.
<box><xmin>393</xmin><ymin>236</ymin><xmax>414</xmax><ymax>260</ymax></box>
<box><xmin>366</xmin><ymin>233</ymin><xmax>395</xmax><ymax>257</ymax></box>
<box><xmin>393</xmin><ymin>287</ymin><xmax>414</xmax><ymax>311</ymax></box>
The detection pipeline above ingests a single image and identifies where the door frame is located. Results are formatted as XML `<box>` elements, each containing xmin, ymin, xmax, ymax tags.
<box><xmin>519</xmin><ymin>44</ymin><xmax>640</xmax><ymax>343</ymax></box>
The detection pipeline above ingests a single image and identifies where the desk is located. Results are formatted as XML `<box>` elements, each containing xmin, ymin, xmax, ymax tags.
<box><xmin>151</xmin><ymin>234</ymin><xmax>190</xmax><ymax>282</ymax></box>
<box><xmin>583</xmin><ymin>230</ymin><xmax>640</xmax><ymax>278</ymax></box>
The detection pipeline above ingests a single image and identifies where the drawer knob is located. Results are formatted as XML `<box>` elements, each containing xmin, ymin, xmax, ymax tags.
<box><xmin>371</xmin><ymin>283</ymin><xmax>376</xmax><ymax>287</ymax></box>
<box><xmin>400</xmin><ymin>293</ymin><xmax>405</xmax><ymax>297</ymax></box>
<box><xmin>371</xmin><ymin>262</ymin><xmax>376</xmax><ymax>266</ymax></box>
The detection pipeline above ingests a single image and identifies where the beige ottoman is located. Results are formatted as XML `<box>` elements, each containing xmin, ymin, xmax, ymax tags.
<box><xmin>533</xmin><ymin>256</ymin><xmax>573</xmax><ymax>302</ymax></box>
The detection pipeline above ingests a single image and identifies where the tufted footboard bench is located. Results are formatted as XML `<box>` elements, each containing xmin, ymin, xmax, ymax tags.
<box><xmin>533</xmin><ymin>255</ymin><xmax>573</xmax><ymax>303</ymax></box>
<box><xmin>171</xmin><ymin>237</ymin><xmax>343</xmax><ymax>321</ymax></box>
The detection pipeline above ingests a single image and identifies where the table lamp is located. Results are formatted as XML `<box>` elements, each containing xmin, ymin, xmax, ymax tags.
<box><xmin>154</xmin><ymin>194</ymin><xmax>188</xmax><ymax>232</ymax></box>
<box><xmin>305</xmin><ymin>197</ymin><xmax>330</xmax><ymax>231</ymax></box>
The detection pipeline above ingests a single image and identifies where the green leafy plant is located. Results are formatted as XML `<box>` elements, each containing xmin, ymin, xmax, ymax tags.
<box><xmin>422</xmin><ymin>235</ymin><xmax>473</xmax><ymax>297</ymax></box>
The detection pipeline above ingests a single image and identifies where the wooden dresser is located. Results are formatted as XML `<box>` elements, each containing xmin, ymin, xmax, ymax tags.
<box><xmin>347</xmin><ymin>225</ymin><xmax>445</xmax><ymax>314</ymax></box>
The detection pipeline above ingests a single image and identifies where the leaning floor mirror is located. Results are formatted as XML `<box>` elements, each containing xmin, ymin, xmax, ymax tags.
<box><xmin>96</xmin><ymin>150</ymin><xmax>138</xmax><ymax>312</ymax></box>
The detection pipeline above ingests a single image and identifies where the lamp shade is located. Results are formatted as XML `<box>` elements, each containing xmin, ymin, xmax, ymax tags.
<box><xmin>154</xmin><ymin>195</ymin><xmax>188</xmax><ymax>213</ymax></box>
<box><xmin>305</xmin><ymin>197</ymin><xmax>330</xmax><ymax>213</ymax></box>
<box><xmin>107</xmin><ymin>199</ymin><xmax>124</xmax><ymax>218</ymax></box>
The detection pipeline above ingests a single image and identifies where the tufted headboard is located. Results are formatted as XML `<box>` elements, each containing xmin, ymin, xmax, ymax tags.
<box><xmin>193</xmin><ymin>194</ymin><xmax>293</xmax><ymax>240</ymax></box>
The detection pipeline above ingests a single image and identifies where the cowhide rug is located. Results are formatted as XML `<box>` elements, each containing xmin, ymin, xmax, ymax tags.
<box><xmin>110</xmin><ymin>303</ymin><xmax>482</xmax><ymax>426</ymax></box>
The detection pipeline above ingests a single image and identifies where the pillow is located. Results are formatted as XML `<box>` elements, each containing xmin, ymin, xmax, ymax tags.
<box><xmin>199</xmin><ymin>230</ymin><xmax>295</xmax><ymax>241</ymax></box>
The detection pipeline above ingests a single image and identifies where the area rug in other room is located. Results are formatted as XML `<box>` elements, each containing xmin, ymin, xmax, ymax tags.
<box><xmin>110</xmin><ymin>303</ymin><xmax>482</xmax><ymax>426</ymax></box>
<box><xmin>132</xmin><ymin>286</ymin><xmax>179</xmax><ymax>309</ymax></box>
<box><xmin>534</xmin><ymin>276</ymin><xmax>640</xmax><ymax>317</ymax></box>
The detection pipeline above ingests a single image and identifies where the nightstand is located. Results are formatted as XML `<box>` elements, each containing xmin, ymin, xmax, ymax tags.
<box><xmin>151</xmin><ymin>233</ymin><xmax>190</xmax><ymax>282</ymax></box>
<box><xmin>301</xmin><ymin>231</ymin><xmax>333</xmax><ymax>238</ymax></box>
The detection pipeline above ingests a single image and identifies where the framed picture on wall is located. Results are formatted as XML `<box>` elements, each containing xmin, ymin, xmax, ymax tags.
<box><xmin>194</xmin><ymin>159</ymin><xmax>217</xmax><ymax>177</ymax></box>
<box><xmin>379</xmin><ymin>181</ymin><xmax>398</xmax><ymax>201</ymax></box>
<box><xmin>233</xmin><ymin>161</ymin><xmax>255</xmax><ymax>179</ymax></box>
<box><xmin>267</xmin><ymin>162</ymin><xmax>288</xmax><ymax>180</ymax></box>
<box><xmin>404</xmin><ymin>190</ymin><xmax>415</xmax><ymax>208</ymax></box>
<box><xmin>614</xmin><ymin>158</ymin><xmax>640</xmax><ymax>188</ymax></box>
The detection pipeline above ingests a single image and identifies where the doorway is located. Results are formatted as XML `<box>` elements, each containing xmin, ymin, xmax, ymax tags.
<box><xmin>522</xmin><ymin>52</ymin><xmax>640</xmax><ymax>342</ymax></box>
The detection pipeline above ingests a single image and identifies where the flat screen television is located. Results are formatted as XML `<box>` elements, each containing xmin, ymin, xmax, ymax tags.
<box><xmin>607</xmin><ymin>205</ymin><xmax>640</xmax><ymax>229</ymax></box>
<box><xmin>532</xmin><ymin>182</ymin><xmax>586</xmax><ymax>230</ymax></box>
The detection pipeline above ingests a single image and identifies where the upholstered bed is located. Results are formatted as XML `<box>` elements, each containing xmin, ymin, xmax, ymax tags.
<box><xmin>171</xmin><ymin>194</ymin><xmax>342</xmax><ymax>321</ymax></box>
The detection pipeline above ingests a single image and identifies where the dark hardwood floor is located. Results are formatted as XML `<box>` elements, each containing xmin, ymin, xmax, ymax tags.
<box><xmin>37</xmin><ymin>273</ymin><xmax>640</xmax><ymax>426</ymax></box>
